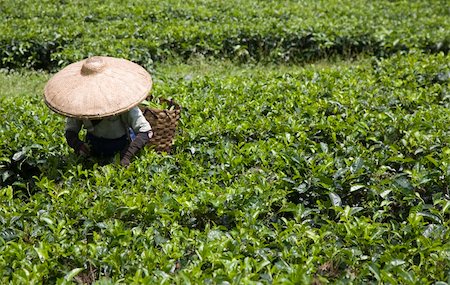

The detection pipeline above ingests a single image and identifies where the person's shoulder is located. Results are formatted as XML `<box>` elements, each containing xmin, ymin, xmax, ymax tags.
<box><xmin>128</xmin><ymin>106</ymin><xmax>144</xmax><ymax>117</ymax></box>
<box><xmin>66</xmin><ymin>117</ymin><xmax>80</xmax><ymax>123</ymax></box>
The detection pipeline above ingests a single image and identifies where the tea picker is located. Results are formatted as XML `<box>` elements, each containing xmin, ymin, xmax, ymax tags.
<box><xmin>44</xmin><ymin>56</ymin><xmax>153</xmax><ymax>166</ymax></box>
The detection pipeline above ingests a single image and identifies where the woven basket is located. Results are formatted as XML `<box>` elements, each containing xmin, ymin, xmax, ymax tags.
<box><xmin>139</xmin><ymin>97</ymin><xmax>181</xmax><ymax>152</ymax></box>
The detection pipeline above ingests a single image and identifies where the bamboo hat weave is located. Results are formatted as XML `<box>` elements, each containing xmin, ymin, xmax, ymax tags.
<box><xmin>44</xmin><ymin>56</ymin><xmax>152</xmax><ymax>119</ymax></box>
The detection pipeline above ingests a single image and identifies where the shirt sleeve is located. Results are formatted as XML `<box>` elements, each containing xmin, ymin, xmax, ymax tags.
<box><xmin>65</xmin><ymin>117</ymin><xmax>83</xmax><ymax>133</ymax></box>
<box><xmin>127</xmin><ymin>106</ymin><xmax>152</xmax><ymax>133</ymax></box>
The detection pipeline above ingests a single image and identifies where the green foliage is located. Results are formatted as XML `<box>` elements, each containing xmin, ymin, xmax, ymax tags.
<box><xmin>1</xmin><ymin>51</ymin><xmax>450</xmax><ymax>283</ymax></box>
<box><xmin>0</xmin><ymin>0</ymin><xmax>449</xmax><ymax>70</ymax></box>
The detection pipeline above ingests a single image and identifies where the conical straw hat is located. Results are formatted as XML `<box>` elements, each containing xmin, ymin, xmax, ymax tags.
<box><xmin>44</xmin><ymin>56</ymin><xmax>152</xmax><ymax>119</ymax></box>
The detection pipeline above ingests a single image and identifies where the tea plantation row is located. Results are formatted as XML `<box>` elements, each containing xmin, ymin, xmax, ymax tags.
<box><xmin>1</xmin><ymin>0</ymin><xmax>449</xmax><ymax>70</ymax></box>
<box><xmin>1</xmin><ymin>51</ymin><xmax>449</xmax><ymax>283</ymax></box>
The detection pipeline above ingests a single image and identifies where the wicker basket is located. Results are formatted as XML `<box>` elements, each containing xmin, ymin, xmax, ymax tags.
<box><xmin>139</xmin><ymin>97</ymin><xmax>181</xmax><ymax>152</ymax></box>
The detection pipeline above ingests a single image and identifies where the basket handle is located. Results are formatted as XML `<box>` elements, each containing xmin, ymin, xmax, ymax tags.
<box><xmin>143</xmin><ymin>108</ymin><xmax>158</xmax><ymax>119</ymax></box>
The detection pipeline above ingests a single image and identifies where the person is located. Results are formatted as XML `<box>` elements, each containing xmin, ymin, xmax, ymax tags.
<box><xmin>44</xmin><ymin>56</ymin><xmax>154</xmax><ymax>166</ymax></box>
<box><xmin>65</xmin><ymin>106</ymin><xmax>152</xmax><ymax>166</ymax></box>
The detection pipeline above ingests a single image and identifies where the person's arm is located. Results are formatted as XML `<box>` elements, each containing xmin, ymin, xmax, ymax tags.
<box><xmin>120</xmin><ymin>107</ymin><xmax>152</xmax><ymax>166</ymax></box>
<box><xmin>120</xmin><ymin>131</ymin><xmax>151</xmax><ymax>166</ymax></box>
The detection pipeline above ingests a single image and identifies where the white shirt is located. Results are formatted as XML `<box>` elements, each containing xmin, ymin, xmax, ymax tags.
<box><xmin>65</xmin><ymin>107</ymin><xmax>151</xmax><ymax>139</ymax></box>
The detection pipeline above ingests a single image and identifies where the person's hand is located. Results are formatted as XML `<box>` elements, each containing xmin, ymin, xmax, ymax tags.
<box><xmin>78</xmin><ymin>143</ymin><xmax>90</xmax><ymax>157</ymax></box>
<box><xmin>120</xmin><ymin>157</ymin><xmax>130</xmax><ymax>167</ymax></box>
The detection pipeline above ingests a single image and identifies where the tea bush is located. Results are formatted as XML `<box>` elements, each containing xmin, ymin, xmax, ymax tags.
<box><xmin>1</xmin><ymin>51</ymin><xmax>450</xmax><ymax>283</ymax></box>
<box><xmin>1</xmin><ymin>0</ymin><xmax>449</xmax><ymax>70</ymax></box>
